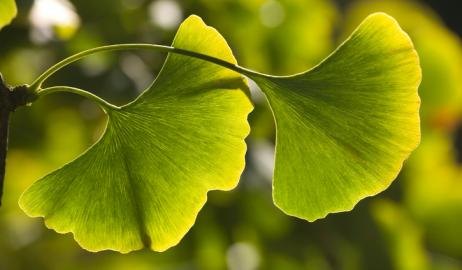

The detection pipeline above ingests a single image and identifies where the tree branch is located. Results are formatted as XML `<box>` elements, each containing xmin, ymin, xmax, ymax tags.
<box><xmin>0</xmin><ymin>73</ymin><xmax>11</xmax><ymax>207</ymax></box>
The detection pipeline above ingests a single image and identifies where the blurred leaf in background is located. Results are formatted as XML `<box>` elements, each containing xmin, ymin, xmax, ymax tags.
<box><xmin>371</xmin><ymin>199</ymin><xmax>429</xmax><ymax>270</ymax></box>
<box><xmin>0</xmin><ymin>0</ymin><xmax>17</xmax><ymax>29</ymax></box>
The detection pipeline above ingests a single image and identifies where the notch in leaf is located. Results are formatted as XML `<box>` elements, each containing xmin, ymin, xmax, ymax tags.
<box><xmin>19</xmin><ymin>16</ymin><xmax>253</xmax><ymax>253</ymax></box>
<box><xmin>248</xmin><ymin>12</ymin><xmax>421</xmax><ymax>221</ymax></box>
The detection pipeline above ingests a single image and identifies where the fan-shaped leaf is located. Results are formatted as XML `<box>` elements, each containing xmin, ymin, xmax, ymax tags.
<box><xmin>19</xmin><ymin>15</ymin><xmax>253</xmax><ymax>253</ymax></box>
<box><xmin>249</xmin><ymin>13</ymin><xmax>421</xmax><ymax>221</ymax></box>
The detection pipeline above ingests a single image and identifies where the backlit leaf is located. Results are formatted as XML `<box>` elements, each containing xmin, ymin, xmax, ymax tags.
<box><xmin>249</xmin><ymin>13</ymin><xmax>421</xmax><ymax>221</ymax></box>
<box><xmin>19</xmin><ymin>15</ymin><xmax>253</xmax><ymax>253</ymax></box>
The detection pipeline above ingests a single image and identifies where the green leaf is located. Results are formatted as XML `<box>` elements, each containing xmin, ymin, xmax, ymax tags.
<box><xmin>0</xmin><ymin>0</ymin><xmax>17</xmax><ymax>29</ymax></box>
<box><xmin>19</xmin><ymin>15</ymin><xmax>253</xmax><ymax>253</ymax></box>
<box><xmin>249</xmin><ymin>12</ymin><xmax>421</xmax><ymax>221</ymax></box>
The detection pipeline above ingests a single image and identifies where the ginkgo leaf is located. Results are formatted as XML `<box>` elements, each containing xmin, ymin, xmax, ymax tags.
<box><xmin>19</xmin><ymin>15</ymin><xmax>253</xmax><ymax>253</ymax></box>
<box><xmin>249</xmin><ymin>12</ymin><xmax>421</xmax><ymax>221</ymax></box>
<box><xmin>0</xmin><ymin>0</ymin><xmax>16</xmax><ymax>29</ymax></box>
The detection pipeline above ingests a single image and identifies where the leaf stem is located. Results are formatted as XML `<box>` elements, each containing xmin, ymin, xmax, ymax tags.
<box><xmin>37</xmin><ymin>86</ymin><xmax>121</xmax><ymax>112</ymax></box>
<box><xmin>29</xmin><ymin>44</ymin><xmax>269</xmax><ymax>94</ymax></box>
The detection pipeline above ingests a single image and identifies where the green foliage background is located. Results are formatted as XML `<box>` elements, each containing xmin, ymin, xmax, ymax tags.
<box><xmin>1</xmin><ymin>0</ymin><xmax>461</xmax><ymax>269</ymax></box>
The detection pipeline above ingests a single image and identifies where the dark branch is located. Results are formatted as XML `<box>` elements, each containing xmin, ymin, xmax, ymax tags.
<box><xmin>0</xmin><ymin>73</ymin><xmax>33</xmax><ymax>207</ymax></box>
<box><xmin>0</xmin><ymin>73</ymin><xmax>11</xmax><ymax>207</ymax></box>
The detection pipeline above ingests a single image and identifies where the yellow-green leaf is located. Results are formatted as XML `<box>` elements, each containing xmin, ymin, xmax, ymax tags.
<box><xmin>19</xmin><ymin>15</ymin><xmax>253</xmax><ymax>253</ymax></box>
<box><xmin>249</xmin><ymin>13</ymin><xmax>421</xmax><ymax>221</ymax></box>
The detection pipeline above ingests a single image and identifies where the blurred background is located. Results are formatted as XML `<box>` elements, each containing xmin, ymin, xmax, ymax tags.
<box><xmin>1</xmin><ymin>0</ymin><xmax>462</xmax><ymax>269</ymax></box>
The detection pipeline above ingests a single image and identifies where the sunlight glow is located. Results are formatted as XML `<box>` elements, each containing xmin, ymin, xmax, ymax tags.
<box><xmin>29</xmin><ymin>0</ymin><xmax>80</xmax><ymax>43</ymax></box>
<box><xmin>148</xmin><ymin>0</ymin><xmax>183</xmax><ymax>30</ymax></box>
